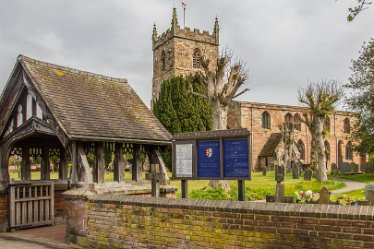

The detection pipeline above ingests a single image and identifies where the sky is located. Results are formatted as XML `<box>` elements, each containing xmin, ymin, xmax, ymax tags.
<box><xmin>0</xmin><ymin>0</ymin><xmax>373</xmax><ymax>108</ymax></box>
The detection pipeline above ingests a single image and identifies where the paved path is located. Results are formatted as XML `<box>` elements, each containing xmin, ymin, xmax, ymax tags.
<box><xmin>0</xmin><ymin>236</ymin><xmax>63</xmax><ymax>249</ymax></box>
<box><xmin>330</xmin><ymin>177</ymin><xmax>366</xmax><ymax>195</ymax></box>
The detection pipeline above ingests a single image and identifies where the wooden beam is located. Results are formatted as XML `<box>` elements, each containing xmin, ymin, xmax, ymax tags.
<box><xmin>41</xmin><ymin>146</ymin><xmax>50</xmax><ymax>180</ymax></box>
<box><xmin>114</xmin><ymin>143</ymin><xmax>125</xmax><ymax>182</ymax></box>
<box><xmin>94</xmin><ymin>142</ymin><xmax>105</xmax><ymax>184</ymax></box>
<box><xmin>70</xmin><ymin>141</ymin><xmax>78</xmax><ymax>185</ymax></box>
<box><xmin>21</xmin><ymin>145</ymin><xmax>31</xmax><ymax>180</ymax></box>
<box><xmin>59</xmin><ymin>148</ymin><xmax>68</xmax><ymax>180</ymax></box>
<box><xmin>132</xmin><ymin>144</ymin><xmax>142</xmax><ymax>182</ymax></box>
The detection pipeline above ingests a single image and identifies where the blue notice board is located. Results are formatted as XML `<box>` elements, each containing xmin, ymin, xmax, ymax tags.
<box><xmin>223</xmin><ymin>138</ymin><xmax>249</xmax><ymax>178</ymax></box>
<box><xmin>197</xmin><ymin>141</ymin><xmax>220</xmax><ymax>178</ymax></box>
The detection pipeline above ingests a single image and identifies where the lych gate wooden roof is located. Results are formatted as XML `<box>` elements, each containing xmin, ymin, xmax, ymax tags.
<box><xmin>0</xmin><ymin>55</ymin><xmax>171</xmax><ymax>144</ymax></box>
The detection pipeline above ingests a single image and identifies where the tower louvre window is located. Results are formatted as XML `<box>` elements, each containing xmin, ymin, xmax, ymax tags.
<box><xmin>161</xmin><ymin>51</ymin><xmax>166</xmax><ymax>71</ymax></box>
<box><xmin>193</xmin><ymin>48</ymin><xmax>201</xmax><ymax>68</ymax></box>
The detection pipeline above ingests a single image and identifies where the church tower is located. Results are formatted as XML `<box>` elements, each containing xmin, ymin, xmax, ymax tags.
<box><xmin>152</xmin><ymin>8</ymin><xmax>220</xmax><ymax>104</ymax></box>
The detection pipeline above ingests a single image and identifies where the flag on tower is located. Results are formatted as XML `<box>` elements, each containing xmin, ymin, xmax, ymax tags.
<box><xmin>182</xmin><ymin>1</ymin><xmax>186</xmax><ymax>9</ymax></box>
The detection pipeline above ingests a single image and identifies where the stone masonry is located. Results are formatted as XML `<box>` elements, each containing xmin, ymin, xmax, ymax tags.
<box><xmin>151</xmin><ymin>8</ymin><xmax>219</xmax><ymax>104</ymax></box>
<box><xmin>227</xmin><ymin>101</ymin><xmax>364</xmax><ymax>171</ymax></box>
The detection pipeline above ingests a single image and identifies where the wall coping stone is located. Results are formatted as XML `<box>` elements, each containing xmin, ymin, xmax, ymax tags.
<box><xmin>88</xmin><ymin>195</ymin><xmax>374</xmax><ymax>221</ymax></box>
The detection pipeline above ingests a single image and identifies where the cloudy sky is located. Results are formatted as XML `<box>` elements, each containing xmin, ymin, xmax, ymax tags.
<box><xmin>0</xmin><ymin>0</ymin><xmax>373</xmax><ymax>108</ymax></box>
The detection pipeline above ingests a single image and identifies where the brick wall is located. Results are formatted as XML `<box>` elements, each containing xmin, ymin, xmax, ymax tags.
<box><xmin>66</xmin><ymin>194</ymin><xmax>374</xmax><ymax>249</ymax></box>
<box><xmin>0</xmin><ymin>193</ymin><xmax>7</xmax><ymax>231</ymax></box>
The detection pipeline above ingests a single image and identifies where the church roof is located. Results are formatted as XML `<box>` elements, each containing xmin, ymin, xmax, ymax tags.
<box><xmin>1</xmin><ymin>55</ymin><xmax>171</xmax><ymax>144</ymax></box>
<box><xmin>258</xmin><ymin>133</ymin><xmax>282</xmax><ymax>158</ymax></box>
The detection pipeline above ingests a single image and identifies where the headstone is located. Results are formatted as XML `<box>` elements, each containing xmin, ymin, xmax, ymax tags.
<box><xmin>275</xmin><ymin>165</ymin><xmax>285</xmax><ymax>183</ymax></box>
<box><xmin>318</xmin><ymin>186</ymin><xmax>331</xmax><ymax>204</ymax></box>
<box><xmin>365</xmin><ymin>185</ymin><xmax>374</xmax><ymax>199</ymax></box>
<box><xmin>275</xmin><ymin>183</ymin><xmax>285</xmax><ymax>202</ymax></box>
<box><xmin>262</xmin><ymin>166</ymin><xmax>267</xmax><ymax>176</ymax></box>
<box><xmin>367</xmin><ymin>190</ymin><xmax>374</xmax><ymax>205</ymax></box>
<box><xmin>292</xmin><ymin>162</ymin><xmax>300</xmax><ymax>179</ymax></box>
<box><xmin>286</xmin><ymin>161</ymin><xmax>292</xmax><ymax>173</ymax></box>
<box><xmin>304</xmin><ymin>167</ymin><xmax>312</xmax><ymax>181</ymax></box>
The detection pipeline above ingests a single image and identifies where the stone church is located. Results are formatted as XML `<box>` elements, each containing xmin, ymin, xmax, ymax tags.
<box><xmin>152</xmin><ymin>8</ymin><xmax>365</xmax><ymax>172</ymax></box>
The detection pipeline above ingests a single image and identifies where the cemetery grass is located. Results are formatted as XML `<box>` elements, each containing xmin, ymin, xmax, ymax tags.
<box><xmin>331</xmin><ymin>189</ymin><xmax>366</xmax><ymax>204</ymax></box>
<box><xmin>330</xmin><ymin>173</ymin><xmax>374</xmax><ymax>183</ymax></box>
<box><xmin>170</xmin><ymin>171</ymin><xmax>346</xmax><ymax>201</ymax></box>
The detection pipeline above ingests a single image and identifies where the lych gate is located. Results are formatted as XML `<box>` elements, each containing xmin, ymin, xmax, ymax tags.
<box><xmin>0</xmin><ymin>55</ymin><xmax>174</xmax><ymax>231</ymax></box>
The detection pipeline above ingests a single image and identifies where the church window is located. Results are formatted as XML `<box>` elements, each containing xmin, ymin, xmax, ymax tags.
<box><xmin>161</xmin><ymin>51</ymin><xmax>166</xmax><ymax>71</ymax></box>
<box><xmin>285</xmin><ymin>113</ymin><xmax>293</xmax><ymax>124</ymax></box>
<box><xmin>324</xmin><ymin>117</ymin><xmax>331</xmax><ymax>133</ymax></box>
<box><xmin>324</xmin><ymin>141</ymin><xmax>330</xmax><ymax>161</ymax></box>
<box><xmin>294</xmin><ymin>113</ymin><xmax>301</xmax><ymax>131</ymax></box>
<box><xmin>297</xmin><ymin>139</ymin><xmax>305</xmax><ymax>160</ymax></box>
<box><xmin>262</xmin><ymin>111</ymin><xmax>270</xmax><ymax>129</ymax></box>
<box><xmin>344</xmin><ymin>118</ymin><xmax>350</xmax><ymax>133</ymax></box>
<box><xmin>345</xmin><ymin>142</ymin><xmax>353</xmax><ymax>160</ymax></box>
<box><xmin>193</xmin><ymin>48</ymin><xmax>201</xmax><ymax>68</ymax></box>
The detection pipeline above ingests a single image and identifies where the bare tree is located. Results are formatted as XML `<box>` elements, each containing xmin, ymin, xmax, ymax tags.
<box><xmin>298</xmin><ymin>81</ymin><xmax>343</xmax><ymax>182</ymax></box>
<box><xmin>192</xmin><ymin>50</ymin><xmax>249</xmax><ymax>191</ymax></box>
<box><xmin>347</xmin><ymin>0</ymin><xmax>372</xmax><ymax>21</ymax></box>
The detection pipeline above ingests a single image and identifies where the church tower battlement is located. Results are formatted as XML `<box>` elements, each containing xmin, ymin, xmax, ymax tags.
<box><xmin>151</xmin><ymin>8</ymin><xmax>220</xmax><ymax>104</ymax></box>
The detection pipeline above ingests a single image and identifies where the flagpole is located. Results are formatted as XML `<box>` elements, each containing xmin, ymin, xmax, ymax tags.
<box><xmin>183</xmin><ymin>6</ymin><xmax>186</xmax><ymax>27</ymax></box>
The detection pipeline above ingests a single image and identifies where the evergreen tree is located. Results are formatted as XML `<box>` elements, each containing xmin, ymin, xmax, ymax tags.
<box><xmin>154</xmin><ymin>76</ymin><xmax>212</xmax><ymax>134</ymax></box>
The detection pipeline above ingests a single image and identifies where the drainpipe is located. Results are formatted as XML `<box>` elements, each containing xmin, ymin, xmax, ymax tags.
<box><xmin>334</xmin><ymin>112</ymin><xmax>338</xmax><ymax>166</ymax></box>
<box><xmin>250</xmin><ymin>104</ymin><xmax>254</xmax><ymax>172</ymax></box>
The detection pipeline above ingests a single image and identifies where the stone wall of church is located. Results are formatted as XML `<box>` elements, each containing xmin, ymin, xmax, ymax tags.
<box><xmin>228</xmin><ymin>101</ymin><xmax>362</xmax><ymax>171</ymax></box>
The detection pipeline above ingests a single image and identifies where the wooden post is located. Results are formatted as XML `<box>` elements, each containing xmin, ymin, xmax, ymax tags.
<box><xmin>114</xmin><ymin>143</ymin><xmax>125</xmax><ymax>182</ymax></box>
<box><xmin>41</xmin><ymin>146</ymin><xmax>50</xmax><ymax>180</ymax></box>
<box><xmin>238</xmin><ymin>180</ymin><xmax>245</xmax><ymax>201</ymax></box>
<box><xmin>70</xmin><ymin>141</ymin><xmax>78</xmax><ymax>186</ymax></box>
<box><xmin>94</xmin><ymin>142</ymin><xmax>105</xmax><ymax>184</ymax></box>
<box><xmin>21</xmin><ymin>146</ymin><xmax>31</xmax><ymax>180</ymax></box>
<box><xmin>151</xmin><ymin>164</ymin><xmax>160</xmax><ymax>197</ymax></box>
<box><xmin>181</xmin><ymin>180</ymin><xmax>188</xmax><ymax>199</ymax></box>
<box><xmin>59</xmin><ymin>149</ymin><xmax>68</xmax><ymax>180</ymax></box>
<box><xmin>132</xmin><ymin>144</ymin><xmax>142</xmax><ymax>182</ymax></box>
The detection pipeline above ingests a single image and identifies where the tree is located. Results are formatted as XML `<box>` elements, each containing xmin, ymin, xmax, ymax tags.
<box><xmin>192</xmin><ymin>50</ymin><xmax>249</xmax><ymax>191</ymax></box>
<box><xmin>347</xmin><ymin>0</ymin><xmax>372</xmax><ymax>21</ymax></box>
<box><xmin>346</xmin><ymin>39</ymin><xmax>374</xmax><ymax>155</ymax></box>
<box><xmin>153</xmin><ymin>76</ymin><xmax>213</xmax><ymax>168</ymax></box>
<box><xmin>298</xmin><ymin>81</ymin><xmax>343</xmax><ymax>182</ymax></box>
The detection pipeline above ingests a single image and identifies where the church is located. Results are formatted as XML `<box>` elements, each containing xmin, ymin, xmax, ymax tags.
<box><xmin>151</xmin><ymin>8</ymin><xmax>365</xmax><ymax>172</ymax></box>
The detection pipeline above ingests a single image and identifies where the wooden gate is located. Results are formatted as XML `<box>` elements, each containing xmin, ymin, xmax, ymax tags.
<box><xmin>9</xmin><ymin>181</ymin><xmax>54</xmax><ymax>230</ymax></box>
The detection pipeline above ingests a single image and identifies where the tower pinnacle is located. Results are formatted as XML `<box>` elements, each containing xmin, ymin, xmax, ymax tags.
<box><xmin>213</xmin><ymin>16</ymin><xmax>220</xmax><ymax>43</ymax></box>
<box><xmin>171</xmin><ymin>8</ymin><xmax>179</xmax><ymax>33</ymax></box>
<box><xmin>152</xmin><ymin>23</ymin><xmax>158</xmax><ymax>41</ymax></box>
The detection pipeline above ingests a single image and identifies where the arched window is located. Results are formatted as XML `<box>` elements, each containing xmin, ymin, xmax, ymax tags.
<box><xmin>294</xmin><ymin>113</ymin><xmax>301</xmax><ymax>131</ymax></box>
<box><xmin>161</xmin><ymin>51</ymin><xmax>166</xmax><ymax>71</ymax></box>
<box><xmin>285</xmin><ymin>113</ymin><xmax>293</xmax><ymax>124</ymax></box>
<box><xmin>297</xmin><ymin>139</ymin><xmax>305</xmax><ymax>160</ymax></box>
<box><xmin>345</xmin><ymin>142</ymin><xmax>353</xmax><ymax>160</ymax></box>
<box><xmin>262</xmin><ymin>111</ymin><xmax>271</xmax><ymax>129</ymax></box>
<box><xmin>324</xmin><ymin>117</ymin><xmax>331</xmax><ymax>133</ymax></box>
<box><xmin>344</xmin><ymin>118</ymin><xmax>350</xmax><ymax>133</ymax></box>
<box><xmin>193</xmin><ymin>48</ymin><xmax>201</xmax><ymax>68</ymax></box>
<box><xmin>324</xmin><ymin>141</ymin><xmax>330</xmax><ymax>161</ymax></box>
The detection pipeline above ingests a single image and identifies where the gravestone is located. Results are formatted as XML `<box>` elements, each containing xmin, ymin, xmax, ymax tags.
<box><xmin>262</xmin><ymin>166</ymin><xmax>267</xmax><ymax>176</ymax></box>
<box><xmin>365</xmin><ymin>184</ymin><xmax>374</xmax><ymax>199</ymax></box>
<box><xmin>367</xmin><ymin>190</ymin><xmax>374</xmax><ymax>205</ymax></box>
<box><xmin>304</xmin><ymin>168</ymin><xmax>312</xmax><ymax>181</ymax></box>
<box><xmin>292</xmin><ymin>162</ymin><xmax>300</xmax><ymax>179</ymax></box>
<box><xmin>318</xmin><ymin>186</ymin><xmax>331</xmax><ymax>204</ymax></box>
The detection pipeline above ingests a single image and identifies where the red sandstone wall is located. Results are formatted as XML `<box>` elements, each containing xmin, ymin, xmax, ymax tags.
<box><xmin>0</xmin><ymin>193</ymin><xmax>7</xmax><ymax>231</ymax></box>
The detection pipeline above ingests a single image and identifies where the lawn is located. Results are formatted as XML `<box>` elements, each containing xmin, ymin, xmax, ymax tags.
<box><xmin>170</xmin><ymin>171</ymin><xmax>346</xmax><ymax>201</ymax></box>
<box><xmin>331</xmin><ymin>173</ymin><xmax>374</xmax><ymax>183</ymax></box>
<box><xmin>9</xmin><ymin>170</ymin><xmax>346</xmax><ymax>201</ymax></box>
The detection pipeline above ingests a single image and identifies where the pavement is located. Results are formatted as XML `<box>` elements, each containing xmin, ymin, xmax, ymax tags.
<box><xmin>330</xmin><ymin>177</ymin><xmax>367</xmax><ymax>194</ymax></box>
<box><xmin>0</xmin><ymin>224</ymin><xmax>73</xmax><ymax>249</ymax></box>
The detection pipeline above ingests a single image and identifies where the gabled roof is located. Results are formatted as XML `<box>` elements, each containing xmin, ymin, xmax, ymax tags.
<box><xmin>1</xmin><ymin>55</ymin><xmax>171</xmax><ymax>144</ymax></box>
<box><xmin>258</xmin><ymin>133</ymin><xmax>282</xmax><ymax>158</ymax></box>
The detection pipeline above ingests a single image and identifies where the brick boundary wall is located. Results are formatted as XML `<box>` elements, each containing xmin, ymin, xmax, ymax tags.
<box><xmin>64</xmin><ymin>193</ymin><xmax>374</xmax><ymax>249</ymax></box>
